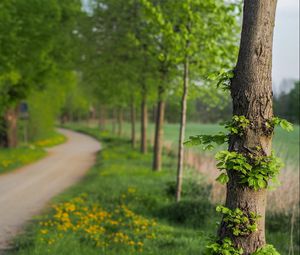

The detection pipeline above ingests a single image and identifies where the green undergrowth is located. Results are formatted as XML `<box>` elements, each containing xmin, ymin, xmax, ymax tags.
<box><xmin>0</xmin><ymin>131</ymin><xmax>66</xmax><ymax>174</ymax></box>
<box><xmin>33</xmin><ymin>131</ymin><xmax>67</xmax><ymax>148</ymax></box>
<box><xmin>0</xmin><ymin>146</ymin><xmax>46</xmax><ymax>174</ymax></box>
<box><xmin>75</xmin><ymin>121</ymin><xmax>299</xmax><ymax>168</ymax></box>
<box><xmin>7</xmin><ymin>126</ymin><xmax>299</xmax><ymax>255</ymax></box>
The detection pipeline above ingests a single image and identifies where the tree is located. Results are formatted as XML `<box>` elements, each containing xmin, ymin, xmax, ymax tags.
<box><xmin>186</xmin><ymin>0</ymin><xmax>286</xmax><ymax>253</ymax></box>
<box><xmin>0</xmin><ymin>0</ymin><xmax>61</xmax><ymax>147</ymax></box>
<box><xmin>219</xmin><ymin>0</ymin><xmax>278</xmax><ymax>253</ymax></box>
<box><xmin>170</xmin><ymin>0</ymin><xmax>240</xmax><ymax>202</ymax></box>
<box><xmin>79</xmin><ymin>0</ymin><xmax>144</xmax><ymax>142</ymax></box>
<box><xmin>0</xmin><ymin>0</ymin><xmax>82</xmax><ymax>147</ymax></box>
<box><xmin>274</xmin><ymin>81</ymin><xmax>300</xmax><ymax>124</ymax></box>
<box><xmin>288</xmin><ymin>81</ymin><xmax>300</xmax><ymax>124</ymax></box>
<box><xmin>140</xmin><ymin>0</ymin><xmax>179</xmax><ymax>171</ymax></box>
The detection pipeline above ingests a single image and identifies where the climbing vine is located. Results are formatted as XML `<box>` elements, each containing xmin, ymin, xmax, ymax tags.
<box><xmin>215</xmin><ymin>150</ymin><xmax>283</xmax><ymax>190</ymax></box>
<box><xmin>206</xmin><ymin>238</ymin><xmax>243</xmax><ymax>255</ymax></box>
<box><xmin>186</xmin><ymin>115</ymin><xmax>293</xmax><ymax>254</ymax></box>
<box><xmin>252</xmin><ymin>245</ymin><xmax>280</xmax><ymax>255</ymax></box>
<box><xmin>216</xmin><ymin>206</ymin><xmax>259</xmax><ymax>236</ymax></box>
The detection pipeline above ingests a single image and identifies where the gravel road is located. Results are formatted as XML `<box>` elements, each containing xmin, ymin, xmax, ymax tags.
<box><xmin>0</xmin><ymin>129</ymin><xmax>100</xmax><ymax>251</ymax></box>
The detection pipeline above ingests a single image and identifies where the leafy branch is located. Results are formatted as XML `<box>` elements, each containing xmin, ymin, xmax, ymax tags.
<box><xmin>184</xmin><ymin>132</ymin><xmax>227</xmax><ymax>150</ymax></box>
<box><xmin>208</xmin><ymin>69</ymin><xmax>234</xmax><ymax>91</ymax></box>
<box><xmin>267</xmin><ymin>117</ymin><xmax>294</xmax><ymax>132</ymax></box>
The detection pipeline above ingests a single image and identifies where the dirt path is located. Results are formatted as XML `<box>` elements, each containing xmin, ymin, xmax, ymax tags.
<box><xmin>0</xmin><ymin>129</ymin><xmax>100</xmax><ymax>251</ymax></box>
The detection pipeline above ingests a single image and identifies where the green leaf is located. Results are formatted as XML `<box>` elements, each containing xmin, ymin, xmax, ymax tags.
<box><xmin>258</xmin><ymin>179</ymin><xmax>267</xmax><ymax>189</ymax></box>
<box><xmin>279</xmin><ymin>119</ymin><xmax>294</xmax><ymax>132</ymax></box>
<box><xmin>216</xmin><ymin>173</ymin><xmax>229</xmax><ymax>184</ymax></box>
<box><xmin>207</xmin><ymin>73</ymin><xmax>218</xmax><ymax>80</ymax></box>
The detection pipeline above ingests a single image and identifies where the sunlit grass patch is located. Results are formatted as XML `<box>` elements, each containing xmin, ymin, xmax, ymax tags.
<box><xmin>33</xmin><ymin>131</ymin><xmax>67</xmax><ymax>148</ymax></box>
<box><xmin>0</xmin><ymin>147</ymin><xmax>46</xmax><ymax>174</ymax></box>
<box><xmin>0</xmin><ymin>131</ymin><xmax>66</xmax><ymax>174</ymax></box>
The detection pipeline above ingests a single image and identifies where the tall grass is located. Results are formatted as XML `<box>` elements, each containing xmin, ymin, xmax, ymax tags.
<box><xmin>83</xmin><ymin>120</ymin><xmax>299</xmax><ymax>168</ymax></box>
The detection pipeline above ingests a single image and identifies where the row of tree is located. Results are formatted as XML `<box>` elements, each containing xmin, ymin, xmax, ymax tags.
<box><xmin>0</xmin><ymin>0</ymin><xmax>291</xmax><ymax>253</ymax></box>
<box><xmin>76</xmin><ymin>0</ymin><xmax>240</xmax><ymax>178</ymax></box>
<box><xmin>274</xmin><ymin>81</ymin><xmax>300</xmax><ymax>124</ymax></box>
<box><xmin>0</xmin><ymin>0</ymin><xmax>84</xmax><ymax>146</ymax></box>
<box><xmin>75</xmin><ymin>0</ymin><xmax>290</xmax><ymax>253</ymax></box>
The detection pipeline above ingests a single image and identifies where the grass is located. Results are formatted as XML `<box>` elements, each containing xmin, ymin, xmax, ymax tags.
<box><xmin>0</xmin><ymin>147</ymin><xmax>46</xmax><ymax>174</ymax></box>
<box><xmin>33</xmin><ymin>131</ymin><xmax>67</xmax><ymax>148</ymax></box>
<box><xmin>96</xmin><ymin>121</ymin><xmax>299</xmax><ymax>169</ymax></box>
<box><xmin>0</xmin><ymin>131</ymin><xmax>66</xmax><ymax>174</ymax></box>
<box><xmin>7</xmin><ymin>125</ymin><xmax>299</xmax><ymax>255</ymax></box>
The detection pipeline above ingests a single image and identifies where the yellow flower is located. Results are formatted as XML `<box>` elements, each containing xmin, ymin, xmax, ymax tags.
<box><xmin>40</xmin><ymin>229</ymin><xmax>48</xmax><ymax>235</ymax></box>
<box><xmin>128</xmin><ymin>241</ymin><xmax>135</xmax><ymax>246</ymax></box>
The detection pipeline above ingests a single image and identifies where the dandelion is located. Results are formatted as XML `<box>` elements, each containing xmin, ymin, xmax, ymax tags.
<box><xmin>40</xmin><ymin>229</ymin><xmax>48</xmax><ymax>234</ymax></box>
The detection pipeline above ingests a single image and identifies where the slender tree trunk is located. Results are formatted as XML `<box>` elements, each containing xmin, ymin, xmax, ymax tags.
<box><xmin>176</xmin><ymin>58</ymin><xmax>189</xmax><ymax>202</ymax></box>
<box><xmin>99</xmin><ymin>106</ymin><xmax>106</xmax><ymax>131</ymax></box>
<box><xmin>152</xmin><ymin>85</ymin><xmax>165</xmax><ymax>171</ymax></box>
<box><xmin>131</xmin><ymin>101</ymin><xmax>136</xmax><ymax>148</ymax></box>
<box><xmin>152</xmin><ymin>105</ymin><xmax>156</xmax><ymax>123</ymax></box>
<box><xmin>117</xmin><ymin>108</ymin><xmax>123</xmax><ymax>137</ymax></box>
<box><xmin>2</xmin><ymin>106</ymin><xmax>19</xmax><ymax>148</ymax></box>
<box><xmin>112</xmin><ymin>109</ymin><xmax>117</xmax><ymax>134</ymax></box>
<box><xmin>218</xmin><ymin>1</ymin><xmax>277</xmax><ymax>253</ymax></box>
<box><xmin>0</xmin><ymin>115</ymin><xmax>8</xmax><ymax>147</ymax></box>
<box><xmin>141</xmin><ymin>86</ymin><xmax>148</xmax><ymax>154</ymax></box>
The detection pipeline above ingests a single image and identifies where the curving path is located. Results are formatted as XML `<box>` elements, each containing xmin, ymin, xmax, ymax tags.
<box><xmin>0</xmin><ymin>129</ymin><xmax>100</xmax><ymax>251</ymax></box>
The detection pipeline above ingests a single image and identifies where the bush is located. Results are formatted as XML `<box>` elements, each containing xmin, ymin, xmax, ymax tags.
<box><xmin>165</xmin><ymin>178</ymin><xmax>212</xmax><ymax>200</ymax></box>
<box><xmin>158</xmin><ymin>199</ymin><xmax>215</xmax><ymax>228</ymax></box>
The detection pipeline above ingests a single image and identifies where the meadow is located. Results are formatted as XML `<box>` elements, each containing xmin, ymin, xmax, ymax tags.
<box><xmin>91</xmin><ymin>121</ymin><xmax>300</xmax><ymax>169</ymax></box>
<box><xmin>0</xmin><ymin>131</ymin><xmax>66</xmax><ymax>174</ymax></box>
<box><xmin>7</xmin><ymin>126</ymin><xmax>299</xmax><ymax>255</ymax></box>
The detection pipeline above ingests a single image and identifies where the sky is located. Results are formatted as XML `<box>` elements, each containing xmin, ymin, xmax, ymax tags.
<box><xmin>273</xmin><ymin>0</ymin><xmax>300</xmax><ymax>91</ymax></box>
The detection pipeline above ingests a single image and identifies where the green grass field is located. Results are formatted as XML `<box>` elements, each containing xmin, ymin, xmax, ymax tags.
<box><xmin>97</xmin><ymin>121</ymin><xmax>300</xmax><ymax>168</ymax></box>
<box><xmin>0</xmin><ymin>131</ymin><xmax>66</xmax><ymax>174</ymax></box>
<box><xmin>8</xmin><ymin>126</ymin><xmax>299</xmax><ymax>255</ymax></box>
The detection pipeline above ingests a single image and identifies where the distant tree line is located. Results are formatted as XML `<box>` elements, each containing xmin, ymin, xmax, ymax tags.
<box><xmin>274</xmin><ymin>81</ymin><xmax>300</xmax><ymax>124</ymax></box>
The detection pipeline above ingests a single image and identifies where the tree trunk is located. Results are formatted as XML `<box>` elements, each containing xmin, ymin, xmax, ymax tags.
<box><xmin>218</xmin><ymin>1</ymin><xmax>277</xmax><ymax>253</ymax></box>
<box><xmin>2</xmin><ymin>106</ymin><xmax>19</xmax><ymax>148</ymax></box>
<box><xmin>112</xmin><ymin>109</ymin><xmax>117</xmax><ymax>134</ymax></box>
<box><xmin>0</xmin><ymin>115</ymin><xmax>8</xmax><ymax>147</ymax></box>
<box><xmin>176</xmin><ymin>58</ymin><xmax>189</xmax><ymax>202</ymax></box>
<box><xmin>152</xmin><ymin>85</ymin><xmax>165</xmax><ymax>171</ymax></box>
<box><xmin>131</xmin><ymin>101</ymin><xmax>136</xmax><ymax>148</ymax></box>
<box><xmin>152</xmin><ymin>105</ymin><xmax>156</xmax><ymax>123</ymax></box>
<box><xmin>141</xmin><ymin>86</ymin><xmax>148</xmax><ymax>154</ymax></box>
<box><xmin>117</xmin><ymin>108</ymin><xmax>123</xmax><ymax>137</ymax></box>
<box><xmin>99</xmin><ymin>106</ymin><xmax>106</xmax><ymax>131</ymax></box>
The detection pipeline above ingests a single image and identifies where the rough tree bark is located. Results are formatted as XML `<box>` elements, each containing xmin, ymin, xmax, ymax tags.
<box><xmin>130</xmin><ymin>101</ymin><xmax>136</xmax><ymax>149</ymax></box>
<box><xmin>141</xmin><ymin>85</ymin><xmax>148</xmax><ymax>154</ymax></box>
<box><xmin>152</xmin><ymin>85</ymin><xmax>165</xmax><ymax>171</ymax></box>
<box><xmin>218</xmin><ymin>1</ymin><xmax>278</xmax><ymax>254</ymax></box>
<box><xmin>176</xmin><ymin>58</ymin><xmax>189</xmax><ymax>202</ymax></box>
<box><xmin>1</xmin><ymin>106</ymin><xmax>19</xmax><ymax>148</ymax></box>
